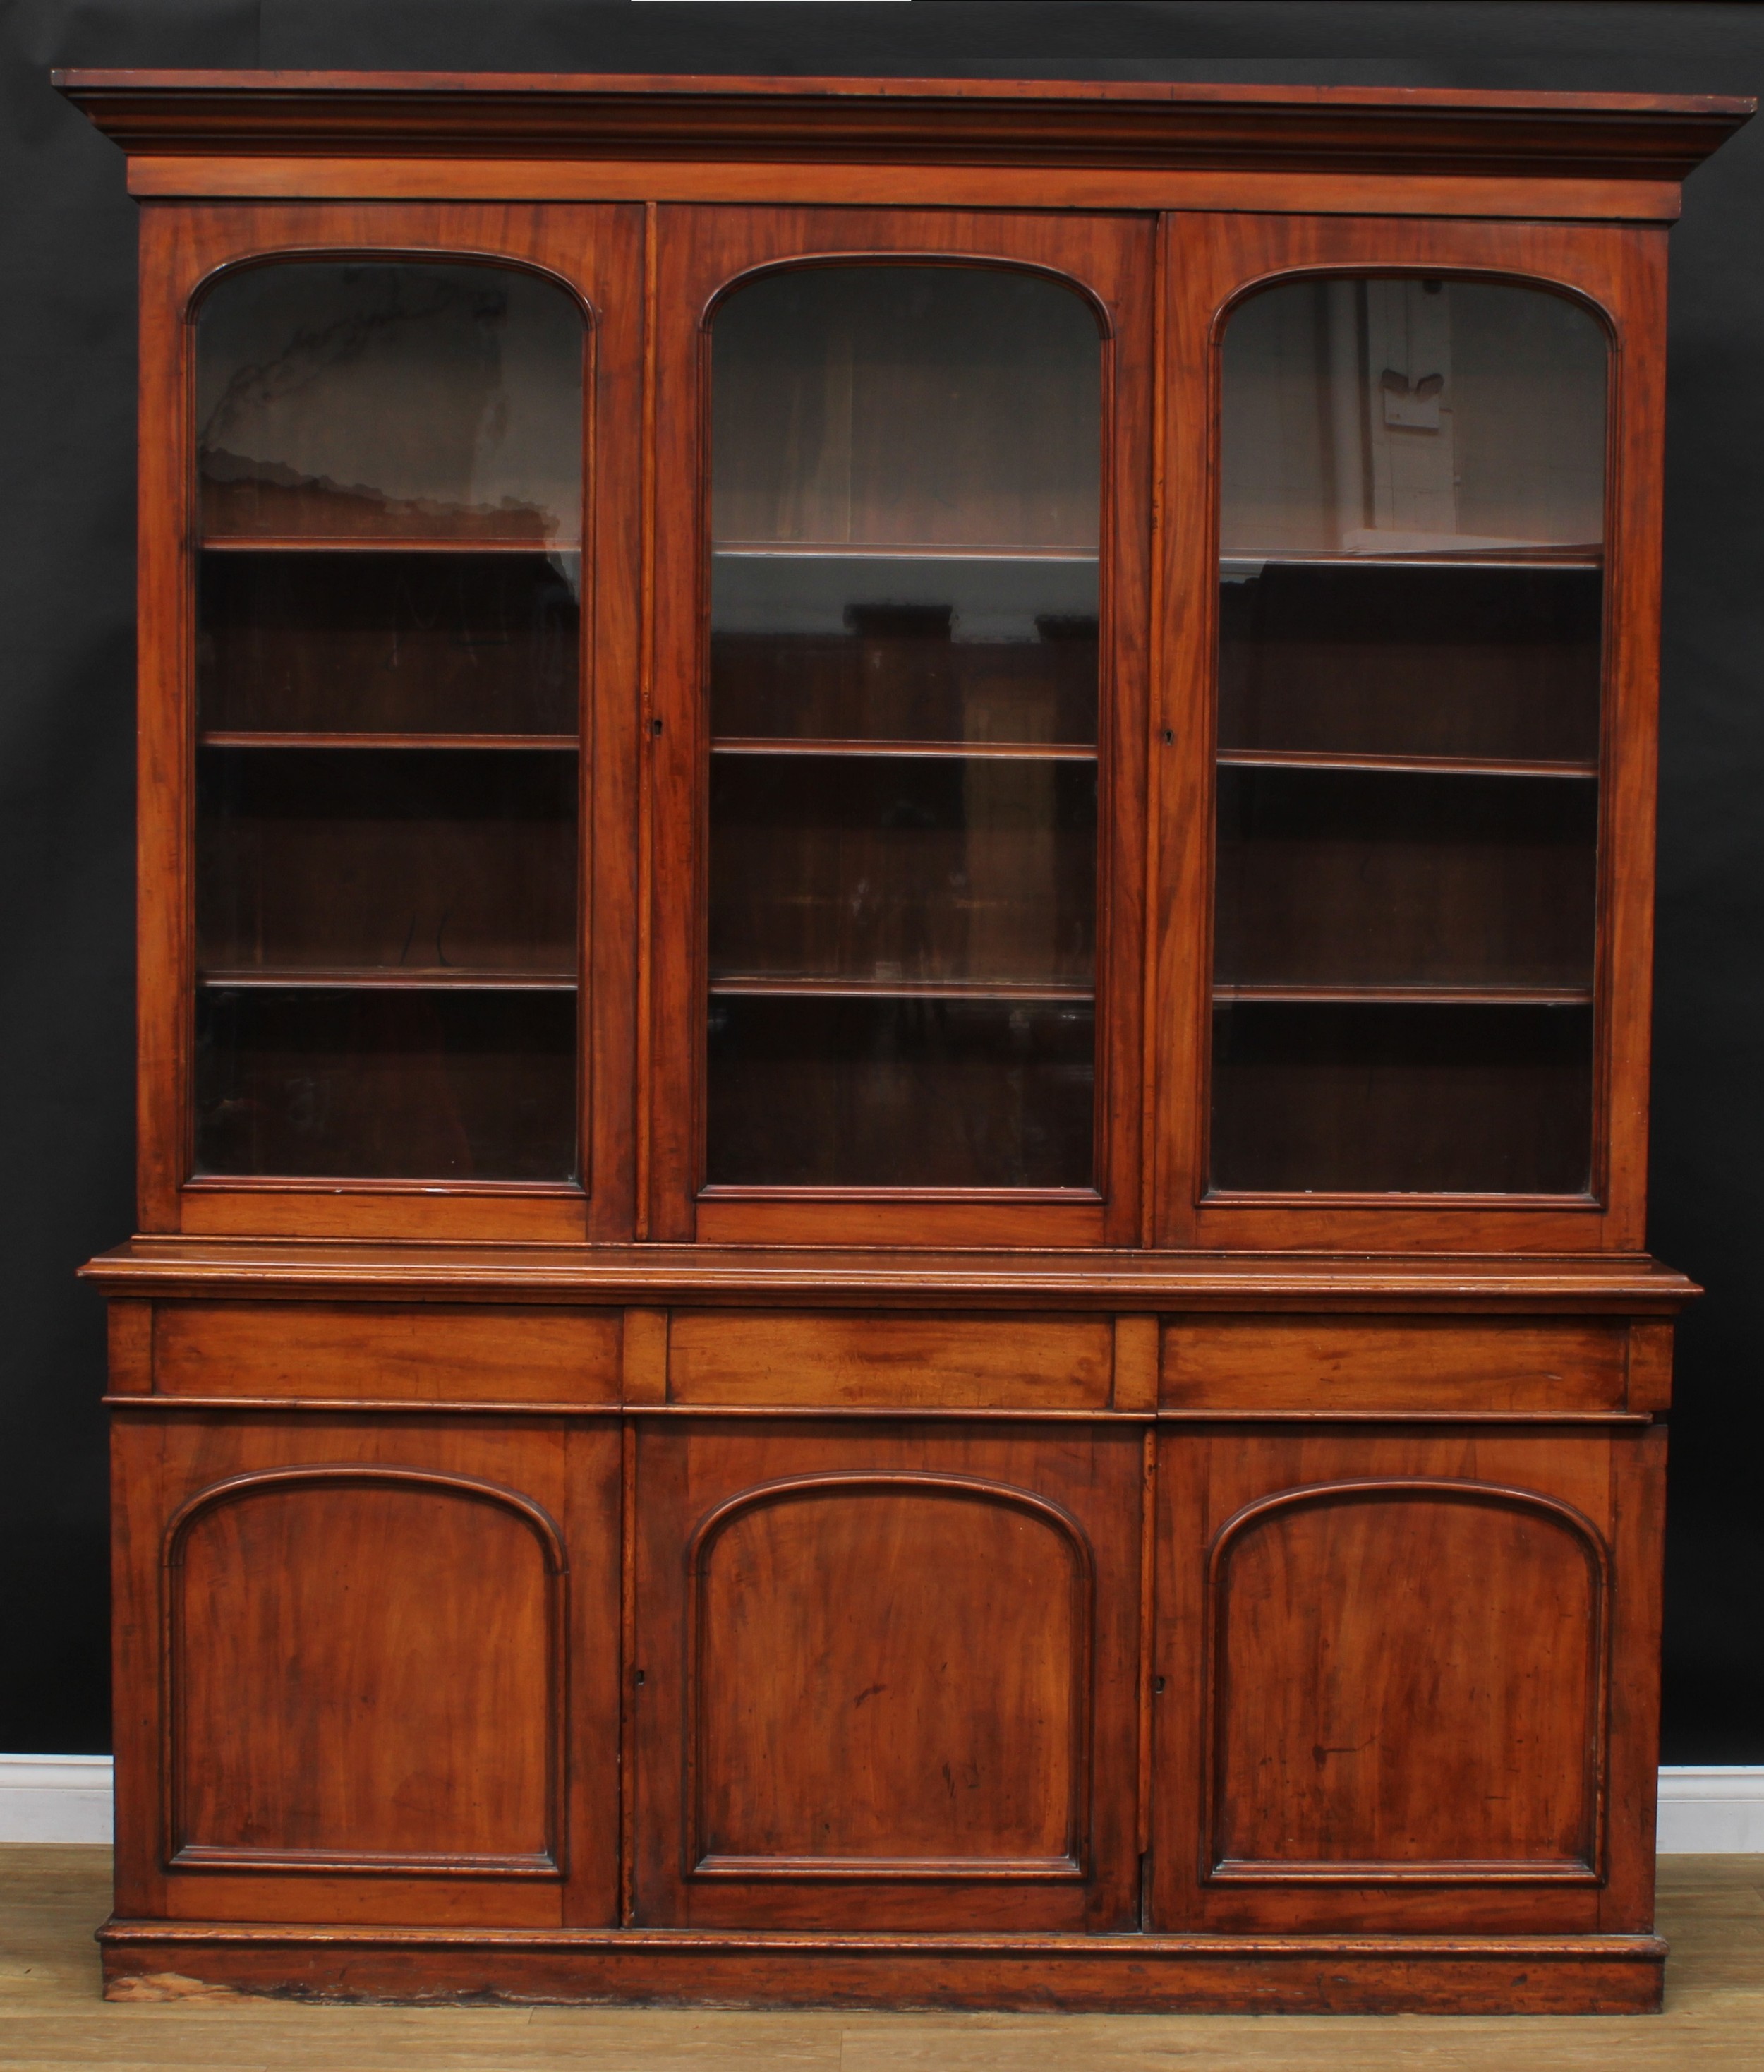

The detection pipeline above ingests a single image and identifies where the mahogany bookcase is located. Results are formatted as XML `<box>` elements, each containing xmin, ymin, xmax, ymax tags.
<box><xmin>60</xmin><ymin>69</ymin><xmax>1750</xmax><ymax>2013</ymax></box>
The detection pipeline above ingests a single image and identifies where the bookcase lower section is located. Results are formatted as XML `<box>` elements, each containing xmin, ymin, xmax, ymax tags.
<box><xmin>92</xmin><ymin>1272</ymin><xmax>1681</xmax><ymax>2018</ymax></box>
<box><xmin>97</xmin><ymin>1920</ymin><xmax>1667</xmax><ymax>2014</ymax></box>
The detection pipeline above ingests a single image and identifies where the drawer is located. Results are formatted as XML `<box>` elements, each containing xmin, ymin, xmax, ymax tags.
<box><xmin>151</xmin><ymin>1301</ymin><xmax>622</xmax><ymax>1405</ymax></box>
<box><xmin>1160</xmin><ymin>1316</ymin><xmax>1629</xmax><ymax>1415</ymax></box>
<box><xmin>665</xmin><ymin>1311</ymin><xmax>1116</xmax><ymax>1409</ymax></box>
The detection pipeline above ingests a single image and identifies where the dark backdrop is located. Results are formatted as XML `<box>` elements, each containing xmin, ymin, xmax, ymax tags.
<box><xmin>4</xmin><ymin>1</ymin><xmax>1760</xmax><ymax>1759</ymax></box>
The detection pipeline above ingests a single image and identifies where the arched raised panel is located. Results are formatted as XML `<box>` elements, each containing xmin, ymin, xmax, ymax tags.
<box><xmin>686</xmin><ymin>1474</ymin><xmax>1094</xmax><ymax>1877</ymax></box>
<box><xmin>165</xmin><ymin>1467</ymin><xmax>566</xmax><ymax>1877</ymax></box>
<box><xmin>1205</xmin><ymin>1479</ymin><xmax>1608</xmax><ymax>1884</ymax></box>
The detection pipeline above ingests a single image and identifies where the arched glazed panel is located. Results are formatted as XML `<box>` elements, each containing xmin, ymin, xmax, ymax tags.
<box><xmin>1210</xmin><ymin>275</ymin><xmax>1609</xmax><ymax>1200</ymax></box>
<box><xmin>703</xmin><ymin>264</ymin><xmax>1104</xmax><ymax>1193</ymax></box>
<box><xmin>191</xmin><ymin>258</ymin><xmax>588</xmax><ymax>1185</ymax></box>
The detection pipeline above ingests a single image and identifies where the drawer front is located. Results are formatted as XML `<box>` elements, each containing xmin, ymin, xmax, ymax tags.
<box><xmin>152</xmin><ymin>1302</ymin><xmax>622</xmax><ymax>1406</ymax></box>
<box><xmin>665</xmin><ymin>1311</ymin><xmax>1115</xmax><ymax>1410</ymax></box>
<box><xmin>1161</xmin><ymin>1316</ymin><xmax>1629</xmax><ymax>1416</ymax></box>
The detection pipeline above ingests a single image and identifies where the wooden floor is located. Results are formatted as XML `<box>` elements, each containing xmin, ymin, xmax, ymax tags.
<box><xmin>1</xmin><ymin>1850</ymin><xmax>1759</xmax><ymax>2068</ymax></box>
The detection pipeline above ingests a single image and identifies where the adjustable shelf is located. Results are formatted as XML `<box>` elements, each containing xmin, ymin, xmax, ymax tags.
<box><xmin>200</xmin><ymin>732</ymin><xmax>578</xmax><ymax>752</ymax></box>
<box><xmin>713</xmin><ymin>543</ymin><xmax>1098</xmax><ymax>562</ymax></box>
<box><xmin>198</xmin><ymin>968</ymin><xmax>578</xmax><ymax>992</ymax></box>
<box><xmin>1220</xmin><ymin>548</ymin><xmax>1602</xmax><ymax>577</ymax></box>
<box><xmin>1214</xmin><ymin>982</ymin><xmax>1594</xmax><ymax>1006</ymax></box>
<box><xmin>1216</xmin><ymin>748</ymin><xmax>1597</xmax><ymax>781</ymax></box>
<box><xmin>709</xmin><ymin>977</ymin><xmax>1094</xmax><ymax>1003</ymax></box>
<box><xmin>201</xmin><ymin>536</ymin><xmax>580</xmax><ymax>555</ymax></box>
<box><xmin>711</xmin><ymin>737</ymin><xmax>1094</xmax><ymax>761</ymax></box>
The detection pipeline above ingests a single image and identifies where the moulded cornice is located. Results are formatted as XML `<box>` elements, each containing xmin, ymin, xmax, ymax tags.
<box><xmin>52</xmin><ymin>71</ymin><xmax>1753</xmax><ymax>183</ymax></box>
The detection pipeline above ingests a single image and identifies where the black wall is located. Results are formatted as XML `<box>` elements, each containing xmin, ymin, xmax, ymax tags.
<box><xmin>4</xmin><ymin>1</ymin><xmax>1760</xmax><ymax>1759</ymax></box>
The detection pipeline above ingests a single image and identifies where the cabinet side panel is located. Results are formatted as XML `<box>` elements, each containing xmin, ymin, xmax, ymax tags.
<box><xmin>1600</xmin><ymin>1422</ymin><xmax>1666</xmax><ymax>1931</ymax></box>
<box><xmin>112</xmin><ymin>1415</ymin><xmax>169</xmax><ymax>1918</ymax></box>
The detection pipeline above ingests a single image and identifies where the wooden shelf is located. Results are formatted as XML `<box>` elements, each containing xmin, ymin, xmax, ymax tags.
<box><xmin>200</xmin><ymin>537</ymin><xmax>580</xmax><ymax>555</ymax></box>
<box><xmin>713</xmin><ymin>543</ymin><xmax>1098</xmax><ymax>563</ymax></box>
<box><xmin>1214</xmin><ymin>982</ymin><xmax>1595</xmax><ymax>1007</ymax></box>
<box><xmin>711</xmin><ymin>737</ymin><xmax>1095</xmax><ymax>761</ymax></box>
<box><xmin>200</xmin><ymin>732</ymin><xmax>579</xmax><ymax>752</ymax></box>
<box><xmin>199</xmin><ymin>969</ymin><xmax>578</xmax><ymax>993</ymax></box>
<box><xmin>710</xmin><ymin>977</ymin><xmax>1094</xmax><ymax>1003</ymax></box>
<box><xmin>1217</xmin><ymin>748</ymin><xmax>1598</xmax><ymax>781</ymax></box>
<box><xmin>1220</xmin><ymin>549</ymin><xmax>1601</xmax><ymax>576</ymax></box>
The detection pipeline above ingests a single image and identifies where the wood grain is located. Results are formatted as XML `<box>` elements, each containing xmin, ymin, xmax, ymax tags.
<box><xmin>631</xmin><ymin>1421</ymin><xmax>1142</xmax><ymax>1933</ymax></box>
<box><xmin>667</xmin><ymin>1312</ymin><xmax>1112</xmax><ymax>1409</ymax></box>
<box><xmin>1152</xmin><ymin>1426</ymin><xmax>1650</xmax><ymax>1938</ymax></box>
<box><xmin>111</xmin><ymin>1412</ymin><xmax>620</xmax><ymax>1931</ymax></box>
<box><xmin>1161</xmin><ymin>1316</ymin><xmax>1627</xmax><ymax>1414</ymax></box>
<box><xmin>168</xmin><ymin>1466</ymin><xmax>566</xmax><ymax>1876</ymax></box>
<box><xmin>152</xmin><ymin>1300</ymin><xmax>622</xmax><ymax>1404</ymax></box>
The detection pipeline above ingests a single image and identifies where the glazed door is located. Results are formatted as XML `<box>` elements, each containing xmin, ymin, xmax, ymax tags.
<box><xmin>629</xmin><ymin>1420</ymin><xmax>1144</xmax><ymax>1930</ymax></box>
<box><xmin>646</xmin><ymin>208</ymin><xmax>1155</xmax><ymax>1248</ymax></box>
<box><xmin>136</xmin><ymin>202</ymin><xmax>644</xmax><ymax>1243</ymax></box>
<box><xmin>1152</xmin><ymin>212</ymin><xmax>1667</xmax><ymax>1253</ymax></box>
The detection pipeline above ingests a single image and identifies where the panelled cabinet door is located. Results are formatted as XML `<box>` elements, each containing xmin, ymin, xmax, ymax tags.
<box><xmin>1150</xmin><ymin>1423</ymin><xmax>1665</xmax><ymax>1936</ymax></box>
<box><xmin>630</xmin><ymin>1421</ymin><xmax>1143</xmax><ymax>1930</ymax></box>
<box><xmin>110</xmin><ymin>1411</ymin><xmax>621</xmax><ymax>1928</ymax></box>
<box><xmin>646</xmin><ymin>207</ymin><xmax>1154</xmax><ymax>1249</ymax></box>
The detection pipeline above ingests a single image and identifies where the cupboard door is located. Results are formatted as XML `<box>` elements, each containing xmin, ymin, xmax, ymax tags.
<box><xmin>1150</xmin><ymin>1423</ymin><xmax>1664</xmax><ymax>1935</ymax></box>
<box><xmin>111</xmin><ymin>1410</ymin><xmax>620</xmax><ymax>1927</ymax></box>
<box><xmin>648</xmin><ymin>207</ymin><xmax>1153</xmax><ymax>1247</ymax></box>
<box><xmin>631</xmin><ymin>1419</ymin><xmax>1142</xmax><ymax>1930</ymax></box>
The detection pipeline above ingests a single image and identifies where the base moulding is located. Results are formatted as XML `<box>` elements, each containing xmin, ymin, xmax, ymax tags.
<box><xmin>97</xmin><ymin>1922</ymin><xmax>1668</xmax><ymax>2014</ymax></box>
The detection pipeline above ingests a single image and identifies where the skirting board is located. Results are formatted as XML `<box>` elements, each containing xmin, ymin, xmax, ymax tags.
<box><xmin>4</xmin><ymin>1758</ymin><xmax>1763</xmax><ymax>1853</ymax></box>
<box><xmin>1</xmin><ymin>1757</ymin><xmax>1759</xmax><ymax>1851</ymax></box>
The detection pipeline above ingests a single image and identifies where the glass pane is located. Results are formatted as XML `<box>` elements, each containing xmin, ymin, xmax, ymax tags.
<box><xmin>195</xmin><ymin>989</ymin><xmax>576</xmax><ymax>1182</ymax></box>
<box><xmin>196</xmin><ymin>261</ymin><xmax>582</xmax><ymax>543</ymax></box>
<box><xmin>708</xmin><ymin>996</ymin><xmax>1095</xmax><ymax>1188</ymax></box>
<box><xmin>192</xmin><ymin>260</ymin><xmax>584</xmax><ymax>1183</ymax></box>
<box><xmin>706</xmin><ymin>265</ymin><xmax>1103</xmax><ymax>1189</ymax></box>
<box><xmin>198</xmin><ymin>550</ymin><xmax>580</xmax><ymax>736</ymax></box>
<box><xmin>196</xmin><ymin>748</ymin><xmax>577</xmax><ymax>980</ymax></box>
<box><xmin>1212</xmin><ymin>277</ymin><xmax>1606</xmax><ymax>1195</ymax></box>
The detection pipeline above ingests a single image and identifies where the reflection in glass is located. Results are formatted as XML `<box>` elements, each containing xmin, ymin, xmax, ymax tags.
<box><xmin>195</xmin><ymin>989</ymin><xmax>576</xmax><ymax>1182</ymax></box>
<box><xmin>192</xmin><ymin>260</ymin><xmax>585</xmax><ymax>1182</ymax></box>
<box><xmin>706</xmin><ymin>266</ymin><xmax>1104</xmax><ymax>1189</ymax></box>
<box><xmin>198</xmin><ymin>551</ymin><xmax>580</xmax><ymax>737</ymax></box>
<box><xmin>1211</xmin><ymin>277</ymin><xmax>1607</xmax><ymax>1195</ymax></box>
<box><xmin>197</xmin><ymin>261</ymin><xmax>583</xmax><ymax>542</ymax></box>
